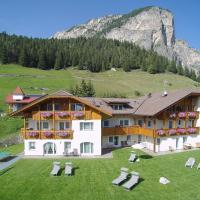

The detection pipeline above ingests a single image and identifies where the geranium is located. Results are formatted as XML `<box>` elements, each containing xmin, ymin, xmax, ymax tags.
<box><xmin>41</xmin><ymin>112</ymin><xmax>52</xmax><ymax>118</ymax></box>
<box><xmin>188</xmin><ymin>112</ymin><xmax>196</xmax><ymax>118</ymax></box>
<box><xmin>177</xmin><ymin>128</ymin><xmax>186</xmax><ymax>134</ymax></box>
<box><xmin>44</xmin><ymin>132</ymin><xmax>53</xmax><ymax>137</ymax></box>
<box><xmin>72</xmin><ymin>111</ymin><xmax>84</xmax><ymax>117</ymax></box>
<box><xmin>187</xmin><ymin>128</ymin><xmax>197</xmax><ymax>134</ymax></box>
<box><xmin>178</xmin><ymin>112</ymin><xmax>186</xmax><ymax>118</ymax></box>
<box><xmin>56</xmin><ymin>111</ymin><xmax>69</xmax><ymax>117</ymax></box>
<box><xmin>57</xmin><ymin>132</ymin><xmax>69</xmax><ymax>137</ymax></box>
<box><xmin>156</xmin><ymin>129</ymin><xmax>165</xmax><ymax>136</ymax></box>
<box><xmin>28</xmin><ymin>131</ymin><xmax>39</xmax><ymax>137</ymax></box>
<box><xmin>168</xmin><ymin>129</ymin><xmax>176</xmax><ymax>135</ymax></box>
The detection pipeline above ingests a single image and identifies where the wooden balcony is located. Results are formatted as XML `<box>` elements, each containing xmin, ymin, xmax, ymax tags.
<box><xmin>32</xmin><ymin>110</ymin><xmax>96</xmax><ymax>121</ymax></box>
<box><xmin>102</xmin><ymin>126</ymin><xmax>155</xmax><ymax>137</ymax></box>
<box><xmin>21</xmin><ymin>128</ymin><xmax>73</xmax><ymax>139</ymax></box>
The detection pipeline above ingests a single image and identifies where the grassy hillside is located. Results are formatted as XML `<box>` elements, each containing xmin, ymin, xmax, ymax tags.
<box><xmin>0</xmin><ymin>64</ymin><xmax>199</xmax><ymax>139</ymax></box>
<box><xmin>0</xmin><ymin>64</ymin><xmax>199</xmax><ymax>111</ymax></box>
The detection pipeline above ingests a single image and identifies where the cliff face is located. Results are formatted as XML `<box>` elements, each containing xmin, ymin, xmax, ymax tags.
<box><xmin>52</xmin><ymin>6</ymin><xmax>200</xmax><ymax>72</ymax></box>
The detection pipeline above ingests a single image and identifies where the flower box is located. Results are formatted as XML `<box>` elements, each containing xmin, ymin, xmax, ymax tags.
<box><xmin>177</xmin><ymin>128</ymin><xmax>186</xmax><ymax>134</ymax></box>
<box><xmin>72</xmin><ymin>111</ymin><xmax>84</xmax><ymax>118</ymax></box>
<box><xmin>168</xmin><ymin>129</ymin><xmax>177</xmax><ymax>135</ymax></box>
<box><xmin>56</xmin><ymin>111</ymin><xmax>69</xmax><ymax>118</ymax></box>
<box><xmin>44</xmin><ymin>131</ymin><xmax>53</xmax><ymax>138</ymax></box>
<box><xmin>169</xmin><ymin>113</ymin><xmax>176</xmax><ymax>119</ymax></box>
<box><xmin>188</xmin><ymin>112</ymin><xmax>196</xmax><ymax>118</ymax></box>
<box><xmin>178</xmin><ymin>112</ymin><xmax>186</xmax><ymax>118</ymax></box>
<box><xmin>28</xmin><ymin>131</ymin><xmax>39</xmax><ymax>137</ymax></box>
<box><xmin>156</xmin><ymin>129</ymin><xmax>165</xmax><ymax>136</ymax></box>
<box><xmin>41</xmin><ymin>112</ymin><xmax>53</xmax><ymax>118</ymax></box>
<box><xmin>57</xmin><ymin>132</ymin><xmax>69</xmax><ymax>137</ymax></box>
<box><xmin>187</xmin><ymin>128</ymin><xmax>197</xmax><ymax>134</ymax></box>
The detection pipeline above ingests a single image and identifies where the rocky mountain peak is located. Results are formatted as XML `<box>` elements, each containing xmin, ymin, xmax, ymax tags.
<box><xmin>52</xmin><ymin>6</ymin><xmax>200</xmax><ymax>72</ymax></box>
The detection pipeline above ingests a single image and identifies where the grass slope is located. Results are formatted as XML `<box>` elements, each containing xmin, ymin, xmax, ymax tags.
<box><xmin>0</xmin><ymin>148</ymin><xmax>200</xmax><ymax>200</ymax></box>
<box><xmin>0</xmin><ymin>64</ymin><xmax>199</xmax><ymax>139</ymax></box>
<box><xmin>0</xmin><ymin>144</ymin><xmax>23</xmax><ymax>155</ymax></box>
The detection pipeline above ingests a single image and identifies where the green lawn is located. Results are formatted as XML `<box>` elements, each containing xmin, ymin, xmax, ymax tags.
<box><xmin>0</xmin><ymin>143</ymin><xmax>23</xmax><ymax>155</ymax></box>
<box><xmin>0</xmin><ymin>148</ymin><xmax>200</xmax><ymax>200</ymax></box>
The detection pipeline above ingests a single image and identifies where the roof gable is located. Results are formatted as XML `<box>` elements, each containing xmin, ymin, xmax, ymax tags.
<box><xmin>12</xmin><ymin>86</ymin><xmax>25</xmax><ymax>95</ymax></box>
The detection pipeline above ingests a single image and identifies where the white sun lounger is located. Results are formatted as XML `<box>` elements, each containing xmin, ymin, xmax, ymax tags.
<box><xmin>128</xmin><ymin>153</ymin><xmax>136</xmax><ymax>162</ymax></box>
<box><xmin>65</xmin><ymin>162</ymin><xmax>73</xmax><ymax>176</ymax></box>
<box><xmin>185</xmin><ymin>157</ymin><xmax>195</xmax><ymax>168</ymax></box>
<box><xmin>112</xmin><ymin>168</ymin><xmax>129</xmax><ymax>185</ymax></box>
<box><xmin>197</xmin><ymin>163</ymin><xmax>200</xmax><ymax>169</ymax></box>
<box><xmin>122</xmin><ymin>171</ymin><xmax>140</xmax><ymax>190</ymax></box>
<box><xmin>50</xmin><ymin>162</ymin><xmax>61</xmax><ymax>176</ymax></box>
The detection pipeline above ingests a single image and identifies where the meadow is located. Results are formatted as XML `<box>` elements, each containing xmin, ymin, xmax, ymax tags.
<box><xmin>0</xmin><ymin>148</ymin><xmax>200</xmax><ymax>200</ymax></box>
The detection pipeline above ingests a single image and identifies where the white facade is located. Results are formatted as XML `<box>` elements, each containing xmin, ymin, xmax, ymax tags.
<box><xmin>24</xmin><ymin>119</ymin><xmax>102</xmax><ymax>156</ymax></box>
<box><xmin>13</xmin><ymin>94</ymin><xmax>24</xmax><ymax>100</ymax></box>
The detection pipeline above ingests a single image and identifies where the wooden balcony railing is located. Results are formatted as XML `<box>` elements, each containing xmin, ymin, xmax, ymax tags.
<box><xmin>102</xmin><ymin>126</ymin><xmax>154</xmax><ymax>137</ymax></box>
<box><xmin>32</xmin><ymin>110</ymin><xmax>94</xmax><ymax>121</ymax></box>
<box><xmin>21</xmin><ymin>128</ymin><xmax>73</xmax><ymax>139</ymax></box>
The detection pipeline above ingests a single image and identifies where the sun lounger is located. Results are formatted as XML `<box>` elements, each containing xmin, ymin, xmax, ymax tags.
<box><xmin>65</xmin><ymin>162</ymin><xmax>73</xmax><ymax>176</ymax></box>
<box><xmin>128</xmin><ymin>153</ymin><xmax>136</xmax><ymax>162</ymax></box>
<box><xmin>197</xmin><ymin>163</ymin><xmax>200</xmax><ymax>169</ymax></box>
<box><xmin>50</xmin><ymin>161</ymin><xmax>61</xmax><ymax>176</ymax></box>
<box><xmin>122</xmin><ymin>171</ymin><xmax>140</xmax><ymax>190</ymax></box>
<box><xmin>112</xmin><ymin>167</ymin><xmax>129</xmax><ymax>185</ymax></box>
<box><xmin>185</xmin><ymin>157</ymin><xmax>195</xmax><ymax>168</ymax></box>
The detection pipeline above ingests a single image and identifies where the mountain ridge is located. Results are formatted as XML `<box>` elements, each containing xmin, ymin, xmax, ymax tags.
<box><xmin>52</xmin><ymin>6</ymin><xmax>200</xmax><ymax>73</ymax></box>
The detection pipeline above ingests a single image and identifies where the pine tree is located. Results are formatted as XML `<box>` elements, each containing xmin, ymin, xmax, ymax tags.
<box><xmin>19</xmin><ymin>48</ymin><xmax>29</xmax><ymax>66</ymax></box>
<box><xmin>54</xmin><ymin>51</ymin><xmax>64</xmax><ymax>70</ymax></box>
<box><xmin>0</xmin><ymin>46</ymin><xmax>8</xmax><ymax>64</ymax></box>
<box><xmin>37</xmin><ymin>49</ymin><xmax>47</xmax><ymax>70</ymax></box>
<box><xmin>86</xmin><ymin>81</ymin><xmax>95</xmax><ymax>97</ymax></box>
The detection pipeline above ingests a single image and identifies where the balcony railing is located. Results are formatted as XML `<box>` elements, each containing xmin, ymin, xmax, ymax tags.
<box><xmin>32</xmin><ymin>111</ymin><xmax>93</xmax><ymax>120</ymax></box>
<box><xmin>155</xmin><ymin>127</ymin><xmax>199</xmax><ymax>137</ymax></box>
<box><xmin>102</xmin><ymin>126</ymin><xmax>155</xmax><ymax>137</ymax></box>
<box><xmin>21</xmin><ymin>128</ymin><xmax>73</xmax><ymax>139</ymax></box>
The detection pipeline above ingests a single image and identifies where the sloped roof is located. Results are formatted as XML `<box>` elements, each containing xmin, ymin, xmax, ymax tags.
<box><xmin>12</xmin><ymin>86</ymin><xmax>25</xmax><ymax>95</ymax></box>
<box><xmin>10</xmin><ymin>90</ymin><xmax>112</xmax><ymax>117</ymax></box>
<box><xmin>134</xmin><ymin>89</ymin><xmax>200</xmax><ymax>116</ymax></box>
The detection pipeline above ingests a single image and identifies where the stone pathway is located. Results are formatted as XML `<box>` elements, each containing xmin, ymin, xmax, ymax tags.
<box><xmin>0</xmin><ymin>153</ymin><xmax>23</xmax><ymax>171</ymax></box>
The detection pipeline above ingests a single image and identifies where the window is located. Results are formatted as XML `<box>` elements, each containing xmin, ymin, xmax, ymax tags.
<box><xmin>110</xmin><ymin>104</ymin><xmax>129</xmax><ymax>110</ymax></box>
<box><xmin>47</xmin><ymin>104</ymin><xmax>53</xmax><ymax>111</ymax></box>
<box><xmin>42</xmin><ymin>121</ymin><xmax>49</xmax><ymax>130</ymax></box>
<box><xmin>183</xmin><ymin>137</ymin><xmax>187</xmax><ymax>144</ymax></box>
<box><xmin>103</xmin><ymin>120</ymin><xmax>109</xmax><ymax>127</ymax></box>
<box><xmin>71</xmin><ymin>103</ymin><xmax>83</xmax><ymax>111</ymax></box>
<box><xmin>127</xmin><ymin>135</ymin><xmax>131</xmax><ymax>142</ymax></box>
<box><xmin>157</xmin><ymin>138</ymin><xmax>161</xmax><ymax>145</ymax></box>
<box><xmin>147</xmin><ymin>120</ymin><xmax>152</xmax><ymax>128</ymax></box>
<box><xmin>168</xmin><ymin>120</ymin><xmax>173</xmax><ymax>129</ymax></box>
<box><xmin>80</xmin><ymin>122</ymin><xmax>94</xmax><ymax>131</ymax></box>
<box><xmin>80</xmin><ymin>142</ymin><xmax>94</xmax><ymax>154</ymax></box>
<box><xmin>109</xmin><ymin>136</ymin><xmax>113</xmax><ymax>143</ymax></box>
<box><xmin>29</xmin><ymin>142</ymin><xmax>36</xmax><ymax>150</ymax></box>
<box><xmin>138</xmin><ymin>120</ymin><xmax>143</xmax><ymax>127</ymax></box>
<box><xmin>59</xmin><ymin>121</ymin><xmax>70</xmax><ymax>130</ymax></box>
<box><xmin>119</xmin><ymin>119</ymin><xmax>129</xmax><ymax>127</ymax></box>
<box><xmin>55</xmin><ymin>103</ymin><xmax>61</xmax><ymax>111</ymax></box>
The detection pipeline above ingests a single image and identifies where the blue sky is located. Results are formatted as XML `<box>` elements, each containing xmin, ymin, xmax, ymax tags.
<box><xmin>0</xmin><ymin>0</ymin><xmax>200</xmax><ymax>49</ymax></box>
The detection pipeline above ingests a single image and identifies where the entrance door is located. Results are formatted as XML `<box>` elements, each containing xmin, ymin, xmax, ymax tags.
<box><xmin>44</xmin><ymin>142</ymin><xmax>56</xmax><ymax>155</ymax></box>
<box><xmin>64</xmin><ymin>142</ymin><xmax>71</xmax><ymax>154</ymax></box>
<box><xmin>138</xmin><ymin>135</ymin><xmax>142</xmax><ymax>143</ymax></box>
<box><xmin>114</xmin><ymin>136</ymin><xmax>119</xmax><ymax>146</ymax></box>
